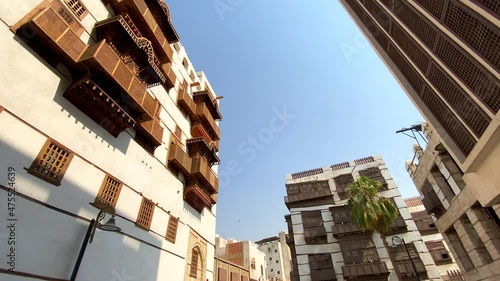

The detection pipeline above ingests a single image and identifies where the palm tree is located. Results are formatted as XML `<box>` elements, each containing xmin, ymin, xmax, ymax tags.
<box><xmin>347</xmin><ymin>175</ymin><xmax>401</xmax><ymax>280</ymax></box>
<box><xmin>347</xmin><ymin>176</ymin><xmax>398</xmax><ymax>234</ymax></box>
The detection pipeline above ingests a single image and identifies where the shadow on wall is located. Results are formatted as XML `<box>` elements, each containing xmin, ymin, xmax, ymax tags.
<box><xmin>0</xmin><ymin>139</ymin><xmax>170</xmax><ymax>281</ymax></box>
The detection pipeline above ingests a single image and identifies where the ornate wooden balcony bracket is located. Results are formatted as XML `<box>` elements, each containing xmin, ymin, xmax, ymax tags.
<box><xmin>95</xmin><ymin>14</ymin><xmax>167</xmax><ymax>87</ymax></box>
<box><xmin>184</xmin><ymin>184</ymin><xmax>212</xmax><ymax>213</ymax></box>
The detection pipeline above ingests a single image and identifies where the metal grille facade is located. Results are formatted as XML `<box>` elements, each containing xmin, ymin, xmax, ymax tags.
<box><xmin>341</xmin><ymin>0</ymin><xmax>497</xmax><ymax>161</ymax></box>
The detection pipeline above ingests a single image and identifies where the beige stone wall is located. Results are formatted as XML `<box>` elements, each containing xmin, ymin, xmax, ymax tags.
<box><xmin>214</xmin><ymin>258</ymin><xmax>250</xmax><ymax>281</ymax></box>
<box><xmin>185</xmin><ymin>229</ymin><xmax>208</xmax><ymax>281</ymax></box>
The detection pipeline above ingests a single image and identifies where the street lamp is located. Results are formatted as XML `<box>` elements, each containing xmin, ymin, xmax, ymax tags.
<box><xmin>70</xmin><ymin>205</ymin><xmax>121</xmax><ymax>281</ymax></box>
<box><xmin>392</xmin><ymin>236</ymin><xmax>420</xmax><ymax>281</ymax></box>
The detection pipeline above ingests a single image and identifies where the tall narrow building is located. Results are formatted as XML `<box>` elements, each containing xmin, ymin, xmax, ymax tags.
<box><xmin>338</xmin><ymin>0</ymin><xmax>499</xmax><ymax>206</ymax></box>
<box><xmin>284</xmin><ymin>156</ymin><xmax>440</xmax><ymax>281</ymax></box>
<box><xmin>0</xmin><ymin>0</ymin><xmax>221</xmax><ymax>280</ymax></box>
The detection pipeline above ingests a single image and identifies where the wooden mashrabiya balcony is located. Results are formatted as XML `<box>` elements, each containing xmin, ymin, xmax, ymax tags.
<box><xmin>15</xmin><ymin>0</ymin><xmax>87</xmax><ymax>64</ymax></box>
<box><xmin>104</xmin><ymin>0</ymin><xmax>178</xmax><ymax>89</ymax></box>
<box><xmin>184</xmin><ymin>184</ymin><xmax>212</xmax><ymax>213</ymax></box>
<box><xmin>77</xmin><ymin>40</ymin><xmax>156</xmax><ymax>122</ymax></box>
<box><xmin>186</xmin><ymin>137</ymin><xmax>220</xmax><ymax>165</ymax></box>
<box><xmin>94</xmin><ymin>14</ymin><xmax>168</xmax><ymax>87</ymax></box>
<box><xmin>167</xmin><ymin>141</ymin><xmax>192</xmax><ymax>177</ymax></box>
<box><xmin>135</xmin><ymin>119</ymin><xmax>163</xmax><ymax>147</ymax></box>
<box><xmin>194</xmin><ymin>102</ymin><xmax>221</xmax><ymax>141</ymax></box>
<box><xmin>191</xmin><ymin>156</ymin><xmax>219</xmax><ymax>194</ymax></box>
<box><xmin>177</xmin><ymin>81</ymin><xmax>196</xmax><ymax>116</ymax></box>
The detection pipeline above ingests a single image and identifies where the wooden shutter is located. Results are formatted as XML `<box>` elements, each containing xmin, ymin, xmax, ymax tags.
<box><xmin>166</xmin><ymin>216</ymin><xmax>179</xmax><ymax>243</ymax></box>
<box><xmin>135</xmin><ymin>197</ymin><xmax>155</xmax><ymax>230</ymax></box>
<box><xmin>94</xmin><ymin>174</ymin><xmax>123</xmax><ymax>208</ymax></box>
<box><xmin>28</xmin><ymin>139</ymin><xmax>74</xmax><ymax>186</ymax></box>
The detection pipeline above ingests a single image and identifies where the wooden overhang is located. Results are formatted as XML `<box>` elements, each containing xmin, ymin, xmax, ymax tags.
<box><xmin>64</xmin><ymin>79</ymin><xmax>136</xmax><ymax>137</ymax></box>
<box><xmin>94</xmin><ymin>14</ymin><xmax>166</xmax><ymax>87</ymax></box>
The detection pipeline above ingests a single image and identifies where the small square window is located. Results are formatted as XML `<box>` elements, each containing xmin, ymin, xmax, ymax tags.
<box><xmin>268</xmin><ymin>248</ymin><xmax>271</xmax><ymax>252</ymax></box>
<box><xmin>441</xmin><ymin>253</ymin><xmax>450</xmax><ymax>259</ymax></box>
<box><xmin>276</xmin><ymin>260</ymin><xmax>279</xmax><ymax>263</ymax></box>
<box><xmin>28</xmin><ymin>139</ymin><xmax>74</xmax><ymax>186</ymax></box>
<box><xmin>270</xmin><ymin>268</ymin><xmax>273</xmax><ymax>272</ymax></box>
<box><xmin>429</xmin><ymin>223</ymin><xmax>436</xmax><ymax>228</ymax></box>
<box><xmin>63</xmin><ymin>0</ymin><xmax>89</xmax><ymax>20</ymax></box>
<box><xmin>94</xmin><ymin>174</ymin><xmax>123</xmax><ymax>208</ymax></box>
<box><xmin>277</xmin><ymin>271</ymin><xmax>280</xmax><ymax>274</ymax></box>
<box><xmin>274</xmin><ymin>249</ymin><xmax>277</xmax><ymax>253</ymax></box>
<box><xmin>269</xmin><ymin>257</ymin><xmax>272</xmax><ymax>261</ymax></box>
<box><xmin>136</xmin><ymin>197</ymin><xmax>155</xmax><ymax>230</ymax></box>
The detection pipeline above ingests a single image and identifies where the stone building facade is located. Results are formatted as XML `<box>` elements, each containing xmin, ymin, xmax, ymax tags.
<box><xmin>405</xmin><ymin>196</ymin><xmax>462</xmax><ymax>280</ymax></box>
<box><xmin>256</xmin><ymin>231</ymin><xmax>293</xmax><ymax>281</ymax></box>
<box><xmin>285</xmin><ymin>156</ymin><xmax>440</xmax><ymax>281</ymax></box>
<box><xmin>406</xmin><ymin>123</ymin><xmax>500</xmax><ymax>281</ymax></box>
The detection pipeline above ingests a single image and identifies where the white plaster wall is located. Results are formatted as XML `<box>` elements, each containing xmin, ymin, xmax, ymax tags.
<box><xmin>0</xmin><ymin>0</ymin><xmax>220</xmax><ymax>279</ymax></box>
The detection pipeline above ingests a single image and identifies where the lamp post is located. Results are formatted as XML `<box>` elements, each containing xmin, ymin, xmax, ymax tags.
<box><xmin>392</xmin><ymin>236</ymin><xmax>420</xmax><ymax>281</ymax></box>
<box><xmin>70</xmin><ymin>205</ymin><xmax>121</xmax><ymax>281</ymax></box>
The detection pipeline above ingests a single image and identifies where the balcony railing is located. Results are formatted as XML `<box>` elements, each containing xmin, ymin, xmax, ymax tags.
<box><xmin>17</xmin><ymin>0</ymin><xmax>87</xmax><ymax>63</ymax></box>
<box><xmin>136</xmin><ymin>119</ymin><xmax>163</xmax><ymax>147</ymax></box>
<box><xmin>332</xmin><ymin>222</ymin><xmax>364</xmax><ymax>237</ymax></box>
<box><xmin>167</xmin><ymin>141</ymin><xmax>191</xmax><ymax>176</ymax></box>
<box><xmin>177</xmin><ymin>83</ymin><xmax>196</xmax><ymax>116</ymax></box>
<box><xmin>191</xmin><ymin>156</ymin><xmax>218</xmax><ymax>193</ymax></box>
<box><xmin>64</xmin><ymin>79</ymin><xmax>136</xmax><ymax>137</ymax></box>
<box><xmin>195</xmin><ymin>102</ymin><xmax>221</xmax><ymax>140</ymax></box>
<box><xmin>342</xmin><ymin>262</ymin><xmax>390</xmax><ymax>281</ymax></box>
<box><xmin>78</xmin><ymin>40</ymin><xmax>156</xmax><ymax>122</ymax></box>
<box><xmin>184</xmin><ymin>184</ymin><xmax>212</xmax><ymax>212</ymax></box>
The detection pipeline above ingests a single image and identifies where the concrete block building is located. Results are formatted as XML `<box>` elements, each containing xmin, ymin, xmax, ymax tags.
<box><xmin>256</xmin><ymin>231</ymin><xmax>293</xmax><ymax>281</ymax></box>
<box><xmin>0</xmin><ymin>0</ymin><xmax>221</xmax><ymax>280</ymax></box>
<box><xmin>406</xmin><ymin>123</ymin><xmax>500</xmax><ymax>280</ymax></box>
<box><xmin>216</xmin><ymin>236</ymin><xmax>268</xmax><ymax>281</ymax></box>
<box><xmin>284</xmin><ymin>156</ymin><xmax>441</xmax><ymax>281</ymax></box>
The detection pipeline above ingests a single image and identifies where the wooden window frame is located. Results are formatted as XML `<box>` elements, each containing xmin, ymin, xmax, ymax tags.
<box><xmin>165</xmin><ymin>215</ymin><xmax>179</xmax><ymax>243</ymax></box>
<box><xmin>190</xmin><ymin>248</ymin><xmax>199</xmax><ymax>278</ymax></box>
<box><xmin>135</xmin><ymin>197</ymin><xmax>155</xmax><ymax>230</ymax></box>
<box><xmin>63</xmin><ymin>0</ymin><xmax>89</xmax><ymax>20</ymax></box>
<box><xmin>93</xmin><ymin>174</ymin><xmax>123</xmax><ymax>209</ymax></box>
<box><xmin>174</xmin><ymin>125</ymin><xmax>182</xmax><ymax>141</ymax></box>
<box><xmin>27</xmin><ymin>138</ymin><xmax>74</xmax><ymax>186</ymax></box>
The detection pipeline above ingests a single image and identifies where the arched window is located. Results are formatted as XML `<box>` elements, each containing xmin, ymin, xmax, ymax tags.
<box><xmin>251</xmin><ymin>258</ymin><xmax>256</xmax><ymax>269</ymax></box>
<box><xmin>190</xmin><ymin>248</ymin><xmax>199</xmax><ymax>278</ymax></box>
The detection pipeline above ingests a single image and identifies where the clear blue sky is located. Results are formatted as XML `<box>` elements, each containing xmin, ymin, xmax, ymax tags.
<box><xmin>169</xmin><ymin>1</ymin><xmax>423</xmax><ymax>241</ymax></box>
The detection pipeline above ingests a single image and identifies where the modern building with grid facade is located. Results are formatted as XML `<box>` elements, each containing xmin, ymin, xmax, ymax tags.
<box><xmin>404</xmin><ymin>196</ymin><xmax>462</xmax><ymax>280</ymax></box>
<box><xmin>284</xmin><ymin>156</ymin><xmax>440</xmax><ymax>281</ymax></box>
<box><xmin>0</xmin><ymin>0</ymin><xmax>221</xmax><ymax>280</ymax></box>
<box><xmin>406</xmin><ymin>122</ymin><xmax>500</xmax><ymax>280</ymax></box>
<box><xmin>338</xmin><ymin>0</ymin><xmax>499</xmax><ymax>212</ymax></box>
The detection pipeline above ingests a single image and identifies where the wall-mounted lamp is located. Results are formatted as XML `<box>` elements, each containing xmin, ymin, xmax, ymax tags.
<box><xmin>70</xmin><ymin>205</ymin><xmax>121</xmax><ymax>281</ymax></box>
